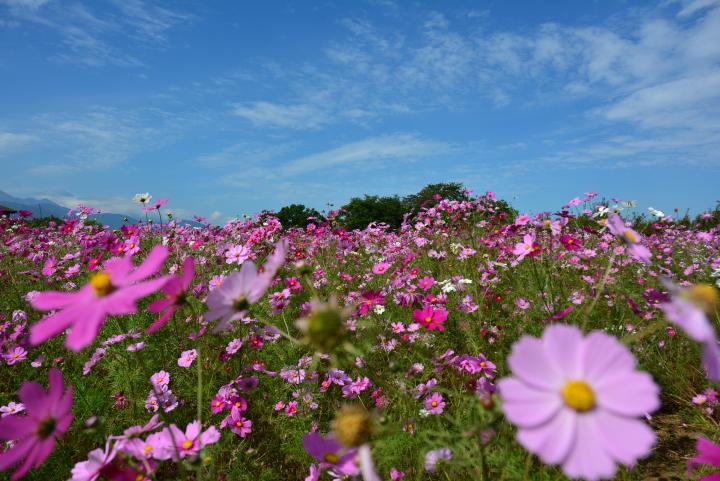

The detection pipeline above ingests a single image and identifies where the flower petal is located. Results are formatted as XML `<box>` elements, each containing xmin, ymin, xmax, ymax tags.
<box><xmin>561</xmin><ymin>414</ymin><xmax>617</xmax><ymax>481</ymax></box>
<box><xmin>593</xmin><ymin>411</ymin><xmax>656</xmax><ymax>466</ymax></box>
<box><xmin>542</xmin><ymin>324</ymin><xmax>584</xmax><ymax>379</ymax></box>
<box><xmin>507</xmin><ymin>336</ymin><xmax>563</xmax><ymax>390</ymax></box>
<box><xmin>498</xmin><ymin>378</ymin><xmax>563</xmax><ymax>428</ymax></box>
<box><xmin>516</xmin><ymin>408</ymin><xmax>576</xmax><ymax>465</ymax></box>
<box><xmin>594</xmin><ymin>371</ymin><xmax>660</xmax><ymax>417</ymax></box>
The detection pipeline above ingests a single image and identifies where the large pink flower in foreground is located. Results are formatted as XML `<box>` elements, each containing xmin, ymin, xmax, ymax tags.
<box><xmin>498</xmin><ymin>325</ymin><xmax>660</xmax><ymax>481</ymax></box>
<box><xmin>147</xmin><ymin>256</ymin><xmax>195</xmax><ymax>334</ymax></box>
<box><xmin>30</xmin><ymin>246</ymin><xmax>169</xmax><ymax>351</ymax></box>
<box><xmin>205</xmin><ymin>239</ymin><xmax>287</xmax><ymax>332</ymax></box>
<box><xmin>0</xmin><ymin>369</ymin><xmax>73</xmax><ymax>480</ymax></box>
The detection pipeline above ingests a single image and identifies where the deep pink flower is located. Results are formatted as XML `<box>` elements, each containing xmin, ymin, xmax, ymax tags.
<box><xmin>413</xmin><ymin>305</ymin><xmax>447</xmax><ymax>331</ymax></box>
<box><xmin>224</xmin><ymin>406</ymin><xmax>252</xmax><ymax>437</ymax></box>
<box><xmin>204</xmin><ymin>240</ymin><xmax>287</xmax><ymax>332</ymax></box>
<box><xmin>418</xmin><ymin>276</ymin><xmax>435</xmax><ymax>291</ymax></box>
<box><xmin>0</xmin><ymin>368</ymin><xmax>73</xmax><ymax>480</ymax></box>
<box><xmin>559</xmin><ymin>235</ymin><xmax>583</xmax><ymax>252</ymax></box>
<box><xmin>688</xmin><ymin>437</ymin><xmax>720</xmax><ymax>480</ymax></box>
<box><xmin>30</xmin><ymin>246</ymin><xmax>169</xmax><ymax>351</ymax></box>
<box><xmin>147</xmin><ymin>256</ymin><xmax>195</xmax><ymax>334</ymax></box>
<box><xmin>358</xmin><ymin>290</ymin><xmax>384</xmax><ymax>316</ymax></box>
<box><xmin>498</xmin><ymin>325</ymin><xmax>660</xmax><ymax>480</ymax></box>
<box><xmin>372</xmin><ymin>262</ymin><xmax>390</xmax><ymax>275</ymax></box>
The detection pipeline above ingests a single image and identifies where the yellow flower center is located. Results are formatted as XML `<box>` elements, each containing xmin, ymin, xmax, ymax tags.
<box><xmin>623</xmin><ymin>229</ymin><xmax>639</xmax><ymax>244</ymax></box>
<box><xmin>324</xmin><ymin>453</ymin><xmax>340</xmax><ymax>464</ymax></box>
<box><xmin>683</xmin><ymin>284</ymin><xmax>719</xmax><ymax>315</ymax></box>
<box><xmin>236</xmin><ymin>421</ymin><xmax>243</xmax><ymax>427</ymax></box>
<box><xmin>182</xmin><ymin>439</ymin><xmax>193</xmax><ymax>449</ymax></box>
<box><xmin>431</xmin><ymin>401</ymin><xmax>438</xmax><ymax>407</ymax></box>
<box><xmin>561</xmin><ymin>380</ymin><xmax>595</xmax><ymax>412</ymax></box>
<box><xmin>90</xmin><ymin>271</ymin><xmax>113</xmax><ymax>297</ymax></box>
<box><xmin>143</xmin><ymin>444</ymin><xmax>153</xmax><ymax>455</ymax></box>
<box><xmin>425</xmin><ymin>316</ymin><xmax>432</xmax><ymax>323</ymax></box>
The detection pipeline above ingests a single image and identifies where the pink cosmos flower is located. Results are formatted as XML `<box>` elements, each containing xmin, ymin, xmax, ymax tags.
<box><xmin>30</xmin><ymin>246</ymin><xmax>169</xmax><ymax>351</ymax></box>
<box><xmin>302</xmin><ymin>433</ymin><xmax>358</xmax><ymax>477</ymax></box>
<box><xmin>498</xmin><ymin>325</ymin><xmax>660</xmax><ymax>481</ymax></box>
<box><xmin>413</xmin><ymin>305</ymin><xmax>448</xmax><ymax>331</ymax></box>
<box><xmin>513</xmin><ymin>232</ymin><xmax>537</xmax><ymax>261</ymax></box>
<box><xmin>4</xmin><ymin>347</ymin><xmax>27</xmax><ymax>365</ymax></box>
<box><xmin>605</xmin><ymin>214</ymin><xmax>651</xmax><ymax>264</ymax></box>
<box><xmin>0</xmin><ymin>402</ymin><xmax>25</xmax><ymax>418</ymax></box>
<box><xmin>659</xmin><ymin>280</ymin><xmax>720</xmax><ymax>382</ymax></box>
<box><xmin>141</xmin><ymin>198</ymin><xmax>169</xmax><ymax>212</ymax></box>
<box><xmin>205</xmin><ymin>240</ymin><xmax>287</xmax><ymax>332</ymax></box>
<box><xmin>70</xmin><ymin>444</ymin><xmax>116</xmax><ymax>481</ymax></box>
<box><xmin>424</xmin><ymin>392</ymin><xmax>446</xmax><ymax>415</ymax></box>
<box><xmin>372</xmin><ymin>262</ymin><xmax>390</xmax><ymax>275</ymax></box>
<box><xmin>224</xmin><ymin>407</ymin><xmax>252</xmax><ymax>437</ymax></box>
<box><xmin>150</xmin><ymin>371</ymin><xmax>170</xmax><ymax>388</ymax></box>
<box><xmin>177</xmin><ymin>349</ymin><xmax>198</xmax><ymax>368</ymax></box>
<box><xmin>688</xmin><ymin>437</ymin><xmax>720</xmax><ymax>480</ymax></box>
<box><xmin>225</xmin><ymin>244</ymin><xmax>251</xmax><ymax>265</ymax></box>
<box><xmin>153</xmin><ymin>421</ymin><xmax>220</xmax><ymax>461</ymax></box>
<box><xmin>147</xmin><ymin>256</ymin><xmax>195</xmax><ymax>334</ymax></box>
<box><xmin>358</xmin><ymin>290</ymin><xmax>384</xmax><ymax>316</ymax></box>
<box><xmin>0</xmin><ymin>368</ymin><xmax>73</xmax><ymax>480</ymax></box>
<box><xmin>418</xmin><ymin>276</ymin><xmax>435</xmax><ymax>291</ymax></box>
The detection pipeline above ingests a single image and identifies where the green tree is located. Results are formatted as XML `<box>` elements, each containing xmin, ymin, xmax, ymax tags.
<box><xmin>337</xmin><ymin>195</ymin><xmax>405</xmax><ymax>230</ymax></box>
<box><xmin>402</xmin><ymin>182</ymin><xmax>470</xmax><ymax>214</ymax></box>
<box><xmin>276</xmin><ymin>204</ymin><xmax>325</xmax><ymax>228</ymax></box>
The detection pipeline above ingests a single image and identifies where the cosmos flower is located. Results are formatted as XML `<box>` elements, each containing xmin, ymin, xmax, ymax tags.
<box><xmin>153</xmin><ymin>421</ymin><xmax>221</xmax><ymax>461</ymax></box>
<box><xmin>413</xmin><ymin>305</ymin><xmax>448</xmax><ymax>331</ymax></box>
<box><xmin>424</xmin><ymin>447</ymin><xmax>452</xmax><ymax>472</ymax></box>
<box><xmin>605</xmin><ymin>214</ymin><xmax>651</xmax><ymax>264</ymax></box>
<box><xmin>0</xmin><ymin>402</ymin><xmax>25</xmax><ymax>418</ymax></box>
<box><xmin>424</xmin><ymin>392</ymin><xmax>446</xmax><ymax>415</ymax></box>
<box><xmin>204</xmin><ymin>240</ymin><xmax>287</xmax><ymax>332</ymax></box>
<box><xmin>147</xmin><ymin>256</ymin><xmax>195</xmax><ymax>334</ymax></box>
<box><xmin>30</xmin><ymin>246</ymin><xmax>169</xmax><ymax>351</ymax></box>
<box><xmin>659</xmin><ymin>281</ymin><xmax>720</xmax><ymax>382</ymax></box>
<box><xmin>142</xmin><ymin>198</ymin><xmax>169</xmax><ymax>212</ymax></box>
<box><xmin>0</xmin><ymin>369</ymin><xmax>73</xmax><ymax>480</ymax></box>
<box><xmin>133</xmin><ymin>193</ymin><xmax>151</xmax><ymax>204</ymax></box>
<box><xmin>177</xmin><ymin>349</ymin><xmax>198</xmax><ymax>368</ymax></box>
<box><xmin>498</xmin><ymin>325</ymin><xmax>659</xmax><ymax>481</ymax></box>
<box><xmin>302</xmin><ymin>432</ymin><xmax>358</xmax><ymax>477</ymax></box>
<box><xmin>687</xmin><ymin>437</ymin><xmax>720</xmax><ymax>480</ymax></box>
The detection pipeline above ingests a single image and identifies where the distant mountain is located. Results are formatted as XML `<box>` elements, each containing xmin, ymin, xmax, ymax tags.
<box><xmin>0</xmin><ymin>190</ymin><xmax>203</xmax><ymax>229</ymax></box>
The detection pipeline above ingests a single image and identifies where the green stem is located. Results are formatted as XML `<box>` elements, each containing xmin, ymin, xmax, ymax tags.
<box><xmin>581</xmin><ymin>251</ymin><xmax>616</xmax><ymax>331</ymax></box>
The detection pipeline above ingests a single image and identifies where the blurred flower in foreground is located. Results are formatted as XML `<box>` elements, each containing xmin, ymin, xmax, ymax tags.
<box><xmin>660</xmin><ymin>280</ymin><xmax>720</xmax><ymax>382</ymax></box>
<box><xmin>687</xmin><ymin>437</ymin><xmax>720</xmax><ymax>481</ymax></box>
<box><xmin>205</xmin><ymin>239</ymin><xmax>287</xmax><ymax>332</ymax></box>
<box><xmin>498</xmin><ymin>324</ymin><xmax>659</xmax><ymax>481</ymax></box>
<box><xmin>30</xmin><ymin>246</ymin><xmax>169</xmax><ymax>351</ymax></box>
<box><xmin>0</xmin><ymin>369</ymin><xmax>73</xmax><ymax>480</ymax></box>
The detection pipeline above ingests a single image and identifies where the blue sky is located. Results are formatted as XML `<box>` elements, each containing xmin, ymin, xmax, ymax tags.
<box><xmin>1</xmin><ymin>0</ymin><xmax>719</xmax><ymax>222</ymax></box>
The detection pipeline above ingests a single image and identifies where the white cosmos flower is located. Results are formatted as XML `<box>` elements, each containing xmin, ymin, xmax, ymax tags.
<box><xmin>648</xmin><ymin>207</ymin><xmax>665</xmax><ymax>218</ymax></box>
<box><xmin>133</xmin><ymin>193</ymin><xmax>152</xmax><ymax>204</ymax></box>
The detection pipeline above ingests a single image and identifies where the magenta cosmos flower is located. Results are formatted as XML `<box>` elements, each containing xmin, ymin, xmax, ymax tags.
<box><xmin>688</xmin><ymin>437</ymin><xmax>720</xmax><ymax>481</ymax></box>
<box><xmin>205</xmin><ymin>239</ymin><xmax>287</xmax><ymax>333</ymax></box>
<box><xmin>147</xmin><ymin>256</ymin><xmax>195</xmax><ymax>334</ymax></box>
<box><xmin>413</xmin><ymin>305</ymin><xmax>447</xmax><ymax>331</ymax></box>
<box><xmin>302</xmin><ymin>432</ymin><xmax>358</xmax><ymax>477</ymax></box>
<box><xmin>0</xmin><ymin>368</ymin><xmax>73</xmax><ymax>480</ymax></box>
<box><xmin>498</xmin><ymin>325</ymin><xmax>660</xmax><ymax>481</ymax></box>
<box><xmin>30</xmin><ymin>246</ymin><xmax>169</xmax><ymax>351</ymax></box>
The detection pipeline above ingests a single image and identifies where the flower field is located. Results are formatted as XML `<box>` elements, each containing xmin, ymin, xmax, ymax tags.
<box><xmin>0</xmin><ymin>192</ymin><xmax>719</xmax><ymax>481</ymax></box>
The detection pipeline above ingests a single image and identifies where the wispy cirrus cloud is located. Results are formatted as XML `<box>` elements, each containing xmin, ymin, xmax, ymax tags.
<box><xmin>0</xmin><ymin>0</ymin><xmax>192</xmax><ymax>66</ymax></box>
<box><xmin>280</xmin><ymin>134</ymin><xmax>451</xmax><ymax>176</ymax></box>
<box><xmin>232</xmin><ymin>102</ymin><xmax>332</xmax><ymax>130</ymax></box>
<box><xmin>0</xmin><ymin>131</ymin><xmax>35</xmax><ymax>156</ymax></box>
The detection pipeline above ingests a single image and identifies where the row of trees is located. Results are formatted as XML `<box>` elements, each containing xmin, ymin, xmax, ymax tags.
<box><xmin>275</xmin><ymin>182</ymin><xmax>474</xmax><ymax>230</ymax></box>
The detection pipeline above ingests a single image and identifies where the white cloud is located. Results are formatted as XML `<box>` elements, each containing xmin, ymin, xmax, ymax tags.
<box><xmin>0</xmin><ymin>131</ymin><xmax>35</xmax><ymax>156</ymax></box>
<box><xmin>232</xmin><ymin>102</ymin><xmax>332</xmax><ymax>129</ymax></box>
<box><xmin>280</xmin><ymin>134</ymin><xmax>451</xmax><ymax>175</ymax></box>
<box><xmin>197</xmin><ymin>141</ymin><xmax>295</xmax><ymax>167</ymax></box>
